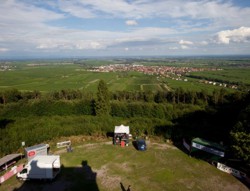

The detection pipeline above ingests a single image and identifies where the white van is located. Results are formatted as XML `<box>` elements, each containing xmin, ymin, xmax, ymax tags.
<box><xmin>17</xmin><ymin>155</ymin><xmax>60</xmax><ymax>181</ymax></box>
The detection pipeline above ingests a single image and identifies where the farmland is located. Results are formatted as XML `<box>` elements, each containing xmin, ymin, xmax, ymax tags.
<box><xmin>0</xmin><ymin>64</ymin><xmax>165</xmax><ymax>92</ymax></box>
<box><xmin>1</xmin><ymin>58</ymin><xmax>250</xmax><ymax>93</ymax></box>
<box><xmin>189</xmin><ymin>68</ymin><xmax>250</xmax><ymax>86</ymax></box>
<box><xmin>1</xmin><ymin>139</ymin><xmax>249</xmax><ymax>191</ymax></box>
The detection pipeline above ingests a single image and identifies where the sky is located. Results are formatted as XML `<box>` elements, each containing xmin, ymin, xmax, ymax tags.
<box><xmin>0</xmin><ymin>0</ymin><xmax>250</xmax><ymax>59</ymax></box>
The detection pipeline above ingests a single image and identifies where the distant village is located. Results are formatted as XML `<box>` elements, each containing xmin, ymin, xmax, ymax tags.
<box><xmin>0</xmin><ymin>62</ymin><xmax>14</xmax><ymax>71</ymax></box>
<box><xmin>88</xmin><ymin>64</ymin><xmax>238</xmax><ymax>89</ymax></box>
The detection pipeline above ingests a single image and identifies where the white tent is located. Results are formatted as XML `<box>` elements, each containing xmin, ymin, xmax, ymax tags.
<box><xmin>114</xmin><ymin>124</ymin><xmax>129</xmax><ymax>134</ymax></box>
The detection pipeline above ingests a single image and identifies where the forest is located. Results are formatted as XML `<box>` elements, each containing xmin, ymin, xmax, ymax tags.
<box><xmin>0</xmin><ymin>81</ymin><xmax>249</xmax><ymax>164</ymax></box>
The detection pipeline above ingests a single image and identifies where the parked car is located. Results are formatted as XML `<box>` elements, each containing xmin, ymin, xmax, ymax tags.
<box><xmin>135</xmin><ymin>139</ymin><xmax>147</xmax><ymax>151</ymax></box>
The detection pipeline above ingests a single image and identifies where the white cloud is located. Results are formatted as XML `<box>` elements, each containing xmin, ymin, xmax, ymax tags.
<box><xmin>200</xmin><ymin>41</ymin><xmax>208</xmax><ymax>45</ymax></box>
<box><xmin>58</xmin><ymin>0</ymin><xmax>137</xmax><ymax>18</ymax></box>
<box><xmin>179</xmin><ymin>40</ymin><xmax>193</xmax><ymax>45</ymax></box>
<box><xmin>216</xmin><ymin>27</ymin><xmax>250</xmax><ymax>44</ymax></box>
<box><xmin>0</xmin><ymin>0</ymin><xmax>64</xmax><ymax>23</ymax></box>
<box><xmin>132</xmin><ymin>27</ymin><xmax>176</xmax><ymax>38</ymax></box>
<box><xmin>76</xmin><ymin>41</ymin><xmax>106</xmax><ymax>50</ymax></box>
<box><xmin>0</xmin><ymin>0</ymin><xmax>250</xmax><ymax>57</ymax></box>
<box><xmin>180</xmin><ymin>45</ymin><xmax>189</xmax><ymax>49</ymax></box>
<box><xmin>58</xmin><ymin>0</ymin><xmax>95</xmax><ymax>18</ymax></box>
<box><xmin>56</xmin><ymin>0</ymin><xmax>250</xmax><ymax>27</ymax></box>
<box><xmin>0</xmin><ymin>48</ymin><xmax>9</xmax><ymax>52</ymax></box>
<box><xmin>169</xmin><ymin>47</ymin><xmax>178</xmax><ymax>50</ymax></box>
<box><xmin>125</xmin><ymin>20</ymin><xmax>138</xmax><ymax>26</ymax></box>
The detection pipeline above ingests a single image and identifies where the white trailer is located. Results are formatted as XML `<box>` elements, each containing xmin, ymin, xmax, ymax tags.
<box><xmin>17</xmin><ymin>155</ymin><xmax>60</xmax><ymax>181</ymax></box>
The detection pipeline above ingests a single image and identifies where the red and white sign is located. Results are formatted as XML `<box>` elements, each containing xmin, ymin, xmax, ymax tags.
<box><xmin>28</xmin><ymin>151</ymin><xmax>36</xmax><ymax>157</ymax></box>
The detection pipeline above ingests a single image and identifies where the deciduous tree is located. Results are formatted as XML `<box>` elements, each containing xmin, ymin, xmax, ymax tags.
<box><xmin>95</xmin><ymin>80</ymin><xmax>111</xmax><ymax>116</ymax></box>
<box><xmin>230</xmin><ymin>105</ymin><xmax>250</xmax><ymax>163</ymax></box>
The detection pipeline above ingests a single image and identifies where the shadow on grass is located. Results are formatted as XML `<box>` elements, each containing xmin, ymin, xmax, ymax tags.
<box><xmin>120</xmin><ymin>182</ymin><xmax>131</xmax><ymax>191</ymax></box>
<box><xmin>168</xmin><ymin>108</ymin><xmax>250</xmax><ymax>188</ymax></box>
<box><xmin>132</xmin><ymin>141</ymin><xmax>138</xmax><ymax>150</ymax></box>
<box><xmin>0</xmin><ymin>119</ymin><xmax>15</xmax><ymax>129</ymax></box>
<box><xmin>106</xmin><ymin>132</ymin><xmax>114</xmax><ymax>138</ymax></box>
<box><xmin>12</xmin><ymin>160</ymin><xmax>99</xmax><ymax>191</ymax></box>
<box><xmin>155</xmin><ymin>107</ymin><xmax>250</xmax><ymax>189</ymax></box>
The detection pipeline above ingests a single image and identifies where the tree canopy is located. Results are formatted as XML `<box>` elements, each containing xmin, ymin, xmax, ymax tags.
<box><xmin>230</xmin><ymin>104</ymin><xmax>250</xmax><ymax>163</ymax></box>
<box><xmin>95</xmin><ymin>80</ymin><xmax>111</xmax><ymax>116</ymax></box>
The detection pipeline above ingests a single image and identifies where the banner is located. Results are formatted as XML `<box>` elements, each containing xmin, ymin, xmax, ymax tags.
<box><xmin>192</xmin><ymin>142</ymin><xmax>224</xmax><ymax>157</ymax></box>
<box><xmin>0</xmin><ymin>164</ymin><xmax>23</xmax><ymax>184</ymax></box>
<box><xmin>217</xmin><ymin>162</ymin><xmax>246</xmax><ymax>179</ymax></box>
<box><xmin>57</xmin><ymin>140</ymin><xmax>71</xmax><ymax>148</ymax></box>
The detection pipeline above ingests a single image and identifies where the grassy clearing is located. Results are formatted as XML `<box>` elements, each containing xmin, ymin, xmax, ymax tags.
<box><xmin>2</xmin><ymin>140</ymin><xmax>248</xmax><ymax>191</ymax></box>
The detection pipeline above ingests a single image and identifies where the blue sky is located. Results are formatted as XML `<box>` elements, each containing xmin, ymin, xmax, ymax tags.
<box><xmin>0</xmin><ymin>0</ymin><xmax>250</xmax><ymax>58</ymax></box>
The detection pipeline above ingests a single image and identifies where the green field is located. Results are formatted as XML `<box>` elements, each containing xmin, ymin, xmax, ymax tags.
<box><xmin>0</xmin><ymin>59</ymin><xmax>250</xmax><ymax>93</ymax></box>
<box><xmin>189</xmin><ymin>68</ymin><xmax>250</xmax><ymax>86</ymax></box>
<box><xmin>1</xmin><ymin>140</ymin><xmax>248</xmax><ymax>191</ymax></box>
<box><xmin>164</xmin><ymin>77</ymin><xmax>225</xmax><ymax>92</ymax></box>
<box><xmin>1</xmin><ymin>61</ymin><xmax>250</xmax><ymax>93</ymax></box>
<box><xmin>0</xmin><ymin>64</ymin><xmax>166</xmax><ymax>92</ymax></box>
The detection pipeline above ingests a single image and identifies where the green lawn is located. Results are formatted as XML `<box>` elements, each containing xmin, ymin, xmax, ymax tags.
<box><xmin>2</xmin><ymin>140</ymin><xmax>248</xmax><ymax>191</ymax></box>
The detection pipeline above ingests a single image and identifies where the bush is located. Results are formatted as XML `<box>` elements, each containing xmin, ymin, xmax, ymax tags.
<box><xmin>0</xmin><ymin>115</ymin><xmax>173</xmax><ymax>156</ymax></box>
